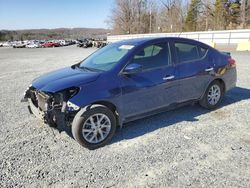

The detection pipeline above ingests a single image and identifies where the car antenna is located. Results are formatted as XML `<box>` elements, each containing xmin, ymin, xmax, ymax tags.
<box><xmin>178</xmin><ymin>31</ymin><xmax>182</xmax><ymax>37</ymax></box>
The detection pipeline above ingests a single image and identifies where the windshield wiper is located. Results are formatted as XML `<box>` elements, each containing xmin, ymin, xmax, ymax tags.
<box><xmin>78</xmin><ymin>65</ymin><xmax>103</xmax><ymax>72</ymax></box>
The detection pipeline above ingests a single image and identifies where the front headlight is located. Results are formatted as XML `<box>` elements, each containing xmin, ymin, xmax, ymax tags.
<box><xmin>53</xmin><ymin>87</ymin><xmax>80</xmax><ymax>111</ymax></box>
<box><xmin>67</xmin><ymin>101</ymin><xmax>80</xmax><ymax>111</ymax></box>
<box><xmin>65</xmin><ymin>87</ymin><xmax>80</xmax><ymax>111</ymax></box>
<box><xmin>67</xmin><ymin>87</ymin><xmax>80</xmax><ymax>99</ymax></box>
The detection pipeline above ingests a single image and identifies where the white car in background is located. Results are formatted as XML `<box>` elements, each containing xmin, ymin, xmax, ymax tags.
<box><xmin>13</xmin><ymin>41</ymin><xmax>26</xmax><ymax>48</ymax></box>
<box><xmin>2</xmin><ymin>42</ymin><xmax>11</xmax><ymax>47</ymax></box>
<box><xmin>58</xmin><ymin>40</ymin><xmax>66</xmax><ymax>46</ymax></box>
<box><xmin>26</xmin><ymin>43</ymin><xmax>39</xmax><ymax>48</ymax></box>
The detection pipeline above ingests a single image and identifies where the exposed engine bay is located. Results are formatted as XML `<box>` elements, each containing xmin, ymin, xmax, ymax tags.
<box><xmin>22</xmin><ymin>86</ymin><xmax>80</xmax><ymax>127</ymax></box>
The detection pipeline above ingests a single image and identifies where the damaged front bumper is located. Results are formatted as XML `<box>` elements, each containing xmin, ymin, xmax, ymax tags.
<box><xmin>27</xmin><ymin>98</ymin><xmax>44</xmax><ymax>120</ymax></box>
<box><xmin>21</xmin><ymin>86</ymin><xmax>79</xmax><ymax>127</ymax></box>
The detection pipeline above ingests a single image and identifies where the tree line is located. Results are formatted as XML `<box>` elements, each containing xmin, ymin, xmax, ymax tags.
<box><xmin>107</xmin><ymin>0</ymin><xmax>250</xmax><ymax>34</ymax></box>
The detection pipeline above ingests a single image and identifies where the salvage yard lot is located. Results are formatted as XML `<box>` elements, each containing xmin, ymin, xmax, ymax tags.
<box><xmin>0</xmin><ymin>46</ymin><xmax>249</xmax><ymax>187</ymax></box>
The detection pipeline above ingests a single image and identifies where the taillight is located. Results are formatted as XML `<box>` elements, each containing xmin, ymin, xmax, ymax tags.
<box><xmin>228</xmin><ymin>57</ymin><xmax>236</xmax><ymax>66</ymax></box>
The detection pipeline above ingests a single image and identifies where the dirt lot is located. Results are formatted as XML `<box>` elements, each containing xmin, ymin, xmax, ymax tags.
<box><xmin>0</xmin><ymin>46</ymin><xmax>249</xmax><ymax>188</ymax></box>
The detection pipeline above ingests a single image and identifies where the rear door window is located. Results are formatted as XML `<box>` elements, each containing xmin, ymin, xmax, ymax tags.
<box><xmin>174</xmin><ymin>42</ymin><xmax>207</xmax><ymax>63</ymax></box>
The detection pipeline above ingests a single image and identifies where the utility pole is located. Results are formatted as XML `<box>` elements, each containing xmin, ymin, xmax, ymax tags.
<box><xmin>149</xmin><ymin>5</ymin><xmax>152</xmax><ymax>33</ymax></box>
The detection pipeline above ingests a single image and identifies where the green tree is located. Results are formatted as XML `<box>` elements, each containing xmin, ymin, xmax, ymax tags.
<box><xmin>214</xmin><ymin>0</ymin><xmax>241</xmax><ymax>30</ymax></box>
<box><xmin>20</xmin><ymin>34</ymin><xmax>24</xmax><ymax>41</ymax></box>
<box><xmin>214</xmin><ymin>0</ymin><xmax>226</xmax><ymax>29</ymax></box>
<box><xmin>184</xmin><ymin>0</ymin><xmax>201</xmax><ymax>31</ymax></box>
<box><xmin>10</xmin><ymin>34</ymin><xmax>14</xmax><ymax>41</ymax></box>
<box><xmin>0</xmin><ymin>32</ymin><xmax>5</xmax><ymax>41</ymax></box>
<box><xmin>227</xmin><ymin>0</ymin><xmax>241</xmax><ymax>26</ymax></box>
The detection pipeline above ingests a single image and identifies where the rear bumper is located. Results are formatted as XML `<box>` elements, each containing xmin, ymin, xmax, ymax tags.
<box><xmin>224</xmin><ymin>67</ymin><xmax>237</xmax><ymax>92</ymax></box>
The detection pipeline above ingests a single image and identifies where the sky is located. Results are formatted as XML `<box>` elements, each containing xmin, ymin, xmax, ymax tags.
<box><xmin>0</xmin><ymin>0</ymin><xmax>114</xmax><ymax>30</ymax></box>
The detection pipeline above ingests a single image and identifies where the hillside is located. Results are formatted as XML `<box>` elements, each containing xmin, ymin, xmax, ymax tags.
<box><xmin>0</xmin><ymin>28</ymin><xmax>110</xmax><ymax>41</ymax></box>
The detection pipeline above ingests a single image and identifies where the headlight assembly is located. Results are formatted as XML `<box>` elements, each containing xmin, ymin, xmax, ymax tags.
<box><xmin>67</xmin><ymin>101</ymin><xmax>80</xmax><ymax>111</ymax></box>
<box><xmin>67</xmin><ymin>87</ymin><xmax>80</xmax><ymax>99</ymax></box>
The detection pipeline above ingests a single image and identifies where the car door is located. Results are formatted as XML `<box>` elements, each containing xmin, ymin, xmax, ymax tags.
<box><xmin>173</xmin><ymin>41</ymin><xmax>212</xmax><ymax>102</ymax></box>
<box><xmin>119</xmin><ymin>42</ymin><xmax>179</xmax><ymax>119</ymax></box>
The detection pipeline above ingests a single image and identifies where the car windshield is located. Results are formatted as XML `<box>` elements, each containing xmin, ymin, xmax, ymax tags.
<box><xmin>79</xmin><ymin>43</ymin><xmax>133</xmax><ymax>71</ymax></box>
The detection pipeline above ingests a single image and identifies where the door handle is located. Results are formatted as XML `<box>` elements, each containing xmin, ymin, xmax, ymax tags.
<box><xmin>163</xmin><ymin>75</ymin><xmax>175</xmax><ymax>80</ymax></box>
<box><xmin>205</xmin><ymin>67</ymin><xmax>214</xmax><ymax>72</ymax></box>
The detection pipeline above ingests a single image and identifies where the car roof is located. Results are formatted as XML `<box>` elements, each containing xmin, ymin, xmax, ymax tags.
<box><xmin>115</xmin><ymin>37</ymin><xmax>164</xmax><ymax>46</ymax></box>
<box><xmin>114</xmin><ymin>37</ymin><xmax>210</xmax><ymax>48</ymax></box>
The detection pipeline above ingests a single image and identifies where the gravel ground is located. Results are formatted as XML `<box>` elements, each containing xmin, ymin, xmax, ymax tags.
<box><xmin>0</xmin><ymin>46</ymin><xmax>249</xmax><ymax>188</ymax></box>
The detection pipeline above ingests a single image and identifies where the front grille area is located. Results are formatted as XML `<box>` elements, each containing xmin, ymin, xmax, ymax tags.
<box><xmin>28</xmin><ymin>87</ymin><xmax>51</xmax><ymax>112</ymax></box>
<box><xmin>36</xmin><ymin>91</ymin><xmax>49</xmax><ymax>111</ymax></box>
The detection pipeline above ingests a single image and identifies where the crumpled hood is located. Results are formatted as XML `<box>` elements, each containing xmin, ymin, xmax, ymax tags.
<box><xmin>32</xmin><ymin>66</ymin><xmax>100</xmax><ymax>92</ymax></box>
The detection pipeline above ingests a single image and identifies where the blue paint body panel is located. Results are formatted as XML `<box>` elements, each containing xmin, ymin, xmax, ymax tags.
<box><xmin>32</xmin><ymin>67</ymin><xmax>100</xmax><ymax>92</ymax></box>
<box><xmin>30</xmin><ymin>37</ymin><xmax>237</xmax><ymax>124</ymax></box>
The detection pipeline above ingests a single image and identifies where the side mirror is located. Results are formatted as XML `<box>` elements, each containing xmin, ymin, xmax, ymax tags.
<box><xmin>123</xmin><ymin>63</ymin><xmax>142</xmax><ymax>75</ymax></box>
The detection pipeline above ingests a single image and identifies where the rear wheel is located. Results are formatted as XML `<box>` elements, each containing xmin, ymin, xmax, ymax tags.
<box><xmin>72</xmin><ymin>106</ymin><xmax>116</xmax><ymax>149</ymax></box>
<box><xmin>199</xmin><ymin>80</ymin><xmax>223</xmax><ymax>109</ymax></box>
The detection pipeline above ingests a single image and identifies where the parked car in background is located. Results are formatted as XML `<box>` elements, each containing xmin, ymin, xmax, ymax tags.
<box><xmin>97</xmin><ymin>41</ymin><xmax>107</xmax><ymax>48</ymax></box>
<box><xmin>93</xmin><ymin>40</ymin><xmax>107</xmax><ymax>48</ymax></box>
<box><xmin>2</xmin><ymin>42</ymin><xmax>11</xmax><ymax>47</ymax></box>
<box><xmin>13</xmin><ymin>42</ymin><xmax>26</xmax><ymax>48</ymax></box>
<box><xmin>77</xmin><ymin>39</ymin><xmax>93</xmax><ymax>48</ymax></box>
<box><xmin>76</xmin><ymin>40</ymin><xmax>84</xmax><ymax>47</ymax></box>
<box><xmin>42</xmin><ymin>41</ymin><xmax>60</xmax><ymax>48</ymax></box>
<box><xmin>58</xmin><ymin>40</ymin><xmax>67</xmax><ymax>46</ymax></box>
<box><xmin>68</xmin><ymin>40</ymin><xmax>77</xmax><ymax>46</ymax></box>
<box><xmin>26</xmin><ymin>42</ymin><xmax>39</xmax><ymax>48</ymax></box>
<box><xmin>59</xmin><ymin>40</ymin><xmax>76</xmax><ymax>46</ymax></box>
<box><xmin>22</xmin><ymin>37</ymin><xmax>237</xmax><ymax>149</ymax></box>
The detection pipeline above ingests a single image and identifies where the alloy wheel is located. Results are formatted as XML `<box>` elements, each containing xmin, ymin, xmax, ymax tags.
<box><xmin>207</xmin><ymin>84</ymin><xmax>221</xmax><ymax>105</ymax></box>
<box><xmin>82</xmin><ymin>113</ymin><xmax>111</xmax><ymax>144</ymax></box>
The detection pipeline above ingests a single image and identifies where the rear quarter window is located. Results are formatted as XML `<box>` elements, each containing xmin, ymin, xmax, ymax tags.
<box><xmin>199</xmin><ymin>46</ymin><xmax>208</xmax><ymax>58</ymax></box>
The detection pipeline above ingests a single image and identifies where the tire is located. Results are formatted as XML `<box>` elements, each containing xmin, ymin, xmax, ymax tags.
<box><xmin>199</xmin><ymin>80</ymin><xmax>224</xmax><ymax>109</ymax></box>
<box><xmin>72</xmin><ymin>105</ymin><xmax>117</xmax><ymax>150</ymax></box>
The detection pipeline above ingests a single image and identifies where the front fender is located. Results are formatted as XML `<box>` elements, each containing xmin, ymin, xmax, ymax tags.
<box><xmin>69</xmin><ymin>85</ymin><xmax>121</xmax><ymax>108</ymax></box>
<box><xmin>69</xmin><ymin>96</ymin><xmax>123</xmax><ymax>127</ymax></box>
<box><xmin>68</xmin><ymin>74</ymin><xmax>123</xmax><ymax>126</ymax></box>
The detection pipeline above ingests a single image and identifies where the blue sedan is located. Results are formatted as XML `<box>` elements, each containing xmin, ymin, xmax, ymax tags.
<box><xmin>22</xmin><ymin>37</ymin><xmax>237</xmax><ymax>149</ymax></box>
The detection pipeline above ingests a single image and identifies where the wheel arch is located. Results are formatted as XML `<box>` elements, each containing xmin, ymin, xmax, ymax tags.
<box><xmin>200</xmin><ymin>78</ymin><xmax>226</xmax><ymax>100</ymax></box>
<box><xmin>90</xmin><ymin>100</ymin><xmax>122</xmax><ymax>128</ymax></box>
<box><xmin>214</xmin><ymin>78</ymin><xmax>226</xmax><ymax>94</ymax></box>
<box><xmin>71</xmin><ymin>101</ymin><xmax>118</xmax><ymax>149</ymax></box>
<box><xmin>92</xmin><ymin>101</ymin><xmax>116</xmax><ymax>113</ymax></box>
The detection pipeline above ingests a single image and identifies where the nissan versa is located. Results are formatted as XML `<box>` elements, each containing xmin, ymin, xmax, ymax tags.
<box><xmin>22</xmin><ymin>37</ymin><xmax>237</xmax><ymax>149</ymax></box>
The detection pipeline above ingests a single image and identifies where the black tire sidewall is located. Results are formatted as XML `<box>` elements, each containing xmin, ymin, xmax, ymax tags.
<box><xmin>72</xmin><ymin>106</ymin><xmax>116</xmax><ymax>150</ymax></box>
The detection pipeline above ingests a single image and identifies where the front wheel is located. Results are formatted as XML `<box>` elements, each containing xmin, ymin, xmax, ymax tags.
<box><xmin>199</xmin><ymin>80</ymin><xmax>223</xmax><ymax>109</ymax></box>
<box><xmin>72</xmin><ymin>105</ymin><xmax>117</xmax><ymax>149</ymax></box>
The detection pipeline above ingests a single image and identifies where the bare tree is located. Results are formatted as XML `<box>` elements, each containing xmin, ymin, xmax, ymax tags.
<box><xmin>198</xmin><ymin>0</ymin><xmax>215</xmax><ymax>31</ymax></box>
<box><xmin>107</xmin><ymin>0</ymin><xmax>132</xmax><ymax>34</ymax></box>
<box><xmin>157</xmin><ymin>0</ymin><xmax>186</xmax><ymax>32</ymax></box>
<box><xmin>241</xmin><ymin>0</ymin><xmax>250</xmax><ymax>28</ymax></box>
<box><xmin>107</xmin><ymin>0</ymin><xmax>250</xmax><ymax>35</ymax></box>
<box><xmin>108</xmin><ymin>0</ymin><xmax>158</xmax><ymax>34</ymax></box>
